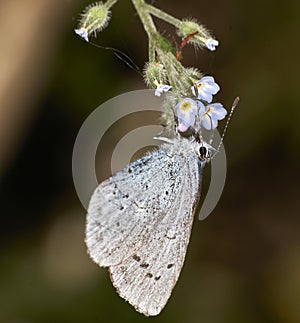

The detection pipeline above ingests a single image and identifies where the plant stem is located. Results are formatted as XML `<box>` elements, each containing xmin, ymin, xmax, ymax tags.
<box><xmin>131</xmin><ymin>0</ymin><xmax>157</xmax><ymax>38</ymax></box>
<box><xmin>105</xmin><ymin>0</ymin><xmax>118</xmax><ymax>9</ymax></box>
<box><xmin>144</xmin><ymin>3</ymin><xmax>182</xmax><ymax>28</ymax></box>
<box><xmin>131</xmin><ymin>0</ymin><xmax>157</xmax><ymax>62</ymax></box>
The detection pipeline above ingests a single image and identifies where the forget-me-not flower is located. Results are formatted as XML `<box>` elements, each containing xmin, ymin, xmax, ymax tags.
<box><xmin>199</xmin><ymin>103</ymin><xmax>227</xmax><ymax>130</ymax></box>
<box><xmin>175</xmin><ymin>98</ymin><xmax>198</xmax><ymax>132</ymax></box>
<box><xmin>155</xmin><ymin>84</ymin><xmax>172</xmax><ymax>96</ymax></box>
<box><xmin>205</xmin><ymin>38</ymin><xmax>219</xmax><ymax>51</ymax></box>
<box><xmin>75</xmin><ymin>28</ymin><xmax>89</xmax><ymax>42</ymax></box>
<box><xmin>191</xmin><ymin>76</ymin><xmax>220</xmax><ymax>103</ymax></box>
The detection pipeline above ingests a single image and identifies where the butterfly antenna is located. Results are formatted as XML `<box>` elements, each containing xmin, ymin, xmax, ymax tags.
<box><xmin>217</xmin><ymin>96</ymin><xmax>239</xmax><ymax>151</ymax></box>
<box><xmin>89</xmin><ymin>41</ymin><xmax>142</xmax><ymax>76</ymax></box>
<box><xmin>112</xmin><ymin>48</ymin><xmax>143</xmax><ymax>76</ymax></box>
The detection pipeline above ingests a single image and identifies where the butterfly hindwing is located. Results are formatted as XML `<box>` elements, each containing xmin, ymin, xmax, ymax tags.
<box><xmin>109</xmin><ymin>157</ymin><xmax>202</xmax><ymax>316</ymax></box>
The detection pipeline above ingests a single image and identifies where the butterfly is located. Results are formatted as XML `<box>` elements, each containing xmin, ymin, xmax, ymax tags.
<box><xmin>86</xmin><ymin>135</ymin><xmax>211</xmax><ymax>316</ymax></box>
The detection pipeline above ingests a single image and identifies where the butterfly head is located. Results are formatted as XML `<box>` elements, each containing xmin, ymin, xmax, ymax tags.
<box><xmin>196</xmin><ymin>141</ymin><xmax>216</xmax><ymax>162</ymax></box>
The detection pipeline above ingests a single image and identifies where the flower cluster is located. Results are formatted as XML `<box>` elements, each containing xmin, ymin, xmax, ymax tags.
<box><xmin>74</xmin><ymin>1</ymin><xmax>227</xmax><ymax>136</ymax></box>
<box><xmin>175</xmin><ymin>76</ymin><xmax>227</xmax><ymax>132</ymax></box>
<box><xmin>154</xmin><ymin>75</ymin><xmax>226</xmax><ymax>133</ymax></box>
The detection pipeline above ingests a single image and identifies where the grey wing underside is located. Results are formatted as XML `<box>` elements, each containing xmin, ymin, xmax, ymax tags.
<box><xmin>86</xmin><ymin>144</ymin><xmax>202</xmax><ymax>315</ymax></box>
<box><xmin>109</xmin><ymin>169</ymin><xmax>201</xmax><ymax>316</ymax></box>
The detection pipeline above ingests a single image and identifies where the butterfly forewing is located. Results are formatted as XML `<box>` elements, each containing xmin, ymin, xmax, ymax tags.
<box><xmin>86</xmin><ymin>137</ymin><xmax>204</xmax><ymax>315</ymax></box>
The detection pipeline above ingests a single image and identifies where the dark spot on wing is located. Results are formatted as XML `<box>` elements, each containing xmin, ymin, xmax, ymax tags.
<box><xmin>155</xmin><ymin>276</ymin><xmax>161</xmax><ymax>281</ymax></box>
<box><xmin>165</xmin><ymin>233</ymin><xmax>176</xmax><ymax>240</ymax></box>
<box><xmin>132</xmin><ymin>254</ymin><xmax>141</xmax><ymax>262</ymax></box>
<box><xmin>146</xmin><ymin>273</ymin><xmax>153</xmax><ymax>278</ymax></box>
<box><xmin>119</xmin><ymin>206</ymin><xmax>124</xmax><ymax>210</ymax></box>
<box><xmin>165</xmin><ymin>191</ymin><xmax>169</xmax><ymax>195</ymax></box>
<box><xmin>116</xmin><ymin>221</ymin><xmax>120</xmax><ymax>227</ymax></box>
<box><xmin>128</xmin><ymin>168</ymin><xmax>132</xmax><ymax>174</ymax></box>
<box><xmin>140</xmin><ymin>263</ymin><xmax>149</xmax><ymax>268</ymax></box>
<box><xmin>167</xmin><ymin>264</ymin><xmax>174</xmax><ymax>269</ymax></box>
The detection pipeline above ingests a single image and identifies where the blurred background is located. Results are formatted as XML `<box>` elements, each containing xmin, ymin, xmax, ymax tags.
<box><xmin>0</xmin><ymin>0</ymin><xmax>299</xmax><ymax>322</ymax></box>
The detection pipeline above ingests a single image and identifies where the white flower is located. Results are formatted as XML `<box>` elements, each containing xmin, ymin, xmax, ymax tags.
<box><xmin>191</xmin><ymin>76</ymin><xmax>220</xmax><ymax>103</ymax></box>
<box><xmin>155</xmin><ymin>84</ymin><xmax>172</xmax><ymax>96</ymax></box>
<box><xmin>175</xmin><ymin>98</ymin><xmax>198</xmax><ymax>132</ymax></box>
<box><xmin>75</xmin><ymin>28</ymin><xmax>89</xmax><ymax>42</ymax></box>
<box><xmin>205</xmin><ymin>38</ymin><xmax>219</xmax><ymax>51</ymax></box>
<box><xmin>200</xmin><ymin>103</ymin><xmax>227</xmax><ymax>130</ymax></box>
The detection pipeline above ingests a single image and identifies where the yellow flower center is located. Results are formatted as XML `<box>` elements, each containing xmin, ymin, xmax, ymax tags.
<box><xmin>206</xmin><ymin>107</ymin><xmax>211</xmax><ymax>114</ymax></box>
<box><xmin>181</xmin><ymin>101</ymin><xmax>191</xmax><ymax>111</ymax></box>
<box><xmin>197</xmin><ymin>82</ymin><xmax>204</xmax><ymax>90</ymax></box>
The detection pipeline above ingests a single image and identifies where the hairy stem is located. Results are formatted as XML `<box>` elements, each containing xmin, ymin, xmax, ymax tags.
<box><xmin>144</xmin><ymin>2</ymin><xmax>182</xmax><ymax>28</ymax></box>
<box><xmin>105</xmin><ymin>0</ymin><xmax>118</xmax><ymax>9</ymax></box>
<box><xmin>131</xmin><ymin>0</ymin><xmax>157</xmax><ymax>62</ymax></box>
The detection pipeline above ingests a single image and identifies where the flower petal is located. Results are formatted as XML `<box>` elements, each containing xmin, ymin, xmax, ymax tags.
<box><xmin>178</xmin><ymin>113</ymin><xmax>196</xmax><ymax>127</ymax></box>
<box><xmin>155</xmin><ymin>84</ymin><xmax>172</xmax><ymax>96</ymax></box>
<box><xmin>211</xmin><ymin>117</ymin><xmax>218</xmax><ymax>129</ymax></box>
<box><xmin>192</xmin><ymin>76</ymin><xmax>220</xmax><ymax>102</ymax></box>
<box><xmin>200</xmin><ymin>114</ymin><xmax>213</xmax><ymax>130</ymax></box>
<box><xmin>208</xmin><ymin>103</ymin><xmax>227</xmax><ymax>120</ymax></box>
<box><xmin>205</xmin><ymin>38</ymin><xmax>219</xmax><ymax>51</ymax></box>
<box><xmin>200</xmin><ymin>76</ymin><xmax>215</xmax><ymax>83</ymax></box>
<box><xmin>201</xmin><ymin>92</ymin><xmax>213</xmax><ymax>103</ymax></box>
<box><xmin>176</xmin><ymin>98</ymin><xmax>199</xmax><ymax>129</ymax></box>
<box><xmin>177</xmin><ymin>123</ymin><xmax>189</xmax><ymax>132</ymax></box>
<box><xmin>176</xmin><ymin>98</ymin><xmax>198</xmax><ymax>115</ymax></box>
<box><xmin>205</xmin><ymin>82</ymin><xmax>220</xmax><ymax>95</ymax></box>
<box><xmin>200</xmin><ymin>114</ymin><xmax>218</xmax><ymax>130</ymax></box>
<box><xmin>75</xmin><ymin>28</ymin><xmax>89</xmax><ymax>42</ymax></box>
<box><xmin>197</xmin><ymin>101</ymin><xmax>206</xmax><ymax>117</ymax></box>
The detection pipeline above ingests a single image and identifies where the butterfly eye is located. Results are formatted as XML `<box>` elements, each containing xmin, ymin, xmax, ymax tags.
<box><xmin>199</xmin><ymin>146</ymin><xmax>208</xmax><ymax>160</ymax></box>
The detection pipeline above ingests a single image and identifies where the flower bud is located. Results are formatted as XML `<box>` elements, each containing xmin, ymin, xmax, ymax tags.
<box><xmin>144</xmin><ymin>62</ymin><xmax>167</xmax><ymax>88</ymax></box>
<box><xmin>177</xmin><ymin>20</ymin><xmax>200</xmax><ymax>38</ymax></box>
<box><xmin>75</xmin><ymin>2</ymin><xmax>111</xmax><ymax>42</ymax></box>
<box><xmin>177</xmin><ymin>19</ymin><xmax>219</xmax><ymax>51</ymax></box>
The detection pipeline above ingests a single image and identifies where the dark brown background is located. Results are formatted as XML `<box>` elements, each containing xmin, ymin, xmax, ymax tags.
<box><xmin>0</xmin><ymin>0</ymin><xmax>299</xmax><ymax>322</ymax></box>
